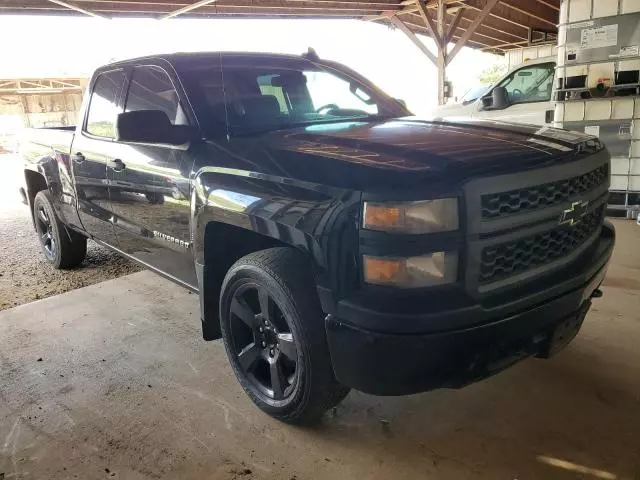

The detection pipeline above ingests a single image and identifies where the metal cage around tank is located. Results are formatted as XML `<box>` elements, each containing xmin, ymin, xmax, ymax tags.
<box><xmin>553</xmin><ymin>0</ymin><xmax>640</xmax><ymax>218</ymax></box>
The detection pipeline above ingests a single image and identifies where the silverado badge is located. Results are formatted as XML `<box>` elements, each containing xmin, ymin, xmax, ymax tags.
<box><xmin>559</xmin><ymin>200</ymin><xmax>589</xmax><ymax>226</ymax></box>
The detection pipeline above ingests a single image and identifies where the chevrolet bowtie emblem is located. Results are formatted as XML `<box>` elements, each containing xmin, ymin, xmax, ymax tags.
<box><xmin>559</xmin><ymin>200</ymin><xmax>589</xmax><ymax>226</ymax></box>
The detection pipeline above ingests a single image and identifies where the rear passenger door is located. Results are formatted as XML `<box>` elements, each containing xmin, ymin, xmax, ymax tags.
<box><xmin>108</xmin><ymin>64</ymin><xmax>197</xmax><ymax>288</ymax></box>
<box><xmin>72</xmin><ymin>69</ymin><xmax>126</xmax><ymax>246</ymax></box>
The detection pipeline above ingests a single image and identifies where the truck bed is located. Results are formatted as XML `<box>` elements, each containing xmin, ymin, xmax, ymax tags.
<box><xmin>20</xmin><ymin>126</ymin><xmax>75</xmax><ymax>154</ymax></box>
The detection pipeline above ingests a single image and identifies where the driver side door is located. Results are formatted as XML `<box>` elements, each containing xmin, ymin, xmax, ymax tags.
<box><xmin>108</xmin><ymin>63</ymin><xmax>197</xmax><ymax>288</ymax></box>
<box><xmin>474</xmin><ymin>62</ymin><xmax>556</xmax><ymax>126</ymax></box>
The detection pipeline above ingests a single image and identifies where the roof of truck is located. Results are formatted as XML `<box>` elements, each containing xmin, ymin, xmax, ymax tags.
<box><xmin>104</xmin><ymin>51</ymin><xmax>318</xmax><ymax>68</ymax></box>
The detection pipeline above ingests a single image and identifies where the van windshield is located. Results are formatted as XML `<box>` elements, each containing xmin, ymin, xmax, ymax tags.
<box><xmin>178</xmin><ymin>59</ymin><xmax>407</xmax><ymax>136</ymax></box>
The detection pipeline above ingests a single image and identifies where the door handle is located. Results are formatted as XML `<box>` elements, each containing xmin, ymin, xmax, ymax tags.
<box><xmin>108</xmin><ymin>158</ymin><xmax>126</xmax><ymax>172</ymax></box>
<box><xmin>71</xmin><ymin>152</ymin><xmax>85</xmax><ymax>164</ymax></box>
<box><xmin>545</xmin><ymin>109</ymin><xmax>554</xmax><ymax>124</ymax></box>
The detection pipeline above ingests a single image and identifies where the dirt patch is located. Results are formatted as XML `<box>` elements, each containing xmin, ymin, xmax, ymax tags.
<box><xmin>0</xmin><ymin>154</ymin><xmax>141</xmax><ymax>311</ymax></box>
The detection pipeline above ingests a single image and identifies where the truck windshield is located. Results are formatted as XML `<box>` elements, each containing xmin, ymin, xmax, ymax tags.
<box><xmin>178</xmin><ymin>60</ymin><xmax>405</xmax><ymax>136</ymax></box>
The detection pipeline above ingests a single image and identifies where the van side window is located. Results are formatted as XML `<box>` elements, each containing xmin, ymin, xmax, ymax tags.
<box><xmin>497</xmin><ymin>62</ymin><xmax>555</xmax><ymax>104</ymax></box>
<box><xmin>125</xmin><ymin>66</ymin><xmax>187</xmax><ymax>125</ymax></box>
<box><xmin>85</xmin><ymin>70</ymin><xmax>126</xmax><ymax>138</ymax></box>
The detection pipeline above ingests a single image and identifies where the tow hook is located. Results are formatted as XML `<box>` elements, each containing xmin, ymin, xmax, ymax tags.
<box><xmin>591</xmin><ymin>288</ymin><xmax>603</xmax><ymax>298</ymax></box>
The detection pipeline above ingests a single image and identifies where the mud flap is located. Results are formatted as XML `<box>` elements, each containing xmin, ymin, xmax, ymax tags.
<box><xmin>196</xmin><ymin>261</ymin><xmax>222</xmax><ymax>341</ymax></box>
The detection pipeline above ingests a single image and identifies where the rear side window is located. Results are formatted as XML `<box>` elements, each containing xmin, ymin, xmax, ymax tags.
<box><xmin>124</xmin><ymin>66</ymin><xmax>187</xmax><ymax>125</ymax></box>
<box><xmin>85</xmin><ymin>70</ymin><xmax>126</xmax><ymax>138</ymax></box>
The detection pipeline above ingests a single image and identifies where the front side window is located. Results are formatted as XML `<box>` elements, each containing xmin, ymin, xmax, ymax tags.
<box><xmin>496</xmin><ymin>62</ymin><xmax>555</xmax><ymax>104</ymax></box>
<box><xmin>85</xmin><ymin>70</ymin><xmax>126</xmax><ymax>138</ymax></box>
<box><xmin>303</xmin><ymin>71</ymin><xmax>378</xmax><ymax>115</ymax></box>
<box><xmin>125</xmin><ymin>66</ymin><xmax>187</xmax><ymax>125</ymax></box>
<box><xmin>179</xmin><ymin>59</ymin><xmax>404</xmax><ymax>136</ymax></box>
<box><xmin>460</xmin><ymin>84</ymin><xmax>489</xmax><ymax>104</ymax></box>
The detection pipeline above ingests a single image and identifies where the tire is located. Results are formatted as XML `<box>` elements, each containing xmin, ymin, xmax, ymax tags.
<box><xmin>145</xmin><ymin>192</ymin><xmax>165</xmax><ymax>205</ymax></box>
<box><xmin>33</xmin><ymin>190</ymin><xmax>87</xmax><ymax>269</ymax></box>
<box><xmin>219</xmin><ymin>247</ymin><xmax>350</xmax><ymax>424</ymax></box>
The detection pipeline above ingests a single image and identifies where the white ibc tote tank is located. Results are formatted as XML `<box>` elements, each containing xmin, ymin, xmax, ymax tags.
<box><xmin>554</xmin><ymin>0</ymin><xmax>640</xmax><ymax>217</ymax></box>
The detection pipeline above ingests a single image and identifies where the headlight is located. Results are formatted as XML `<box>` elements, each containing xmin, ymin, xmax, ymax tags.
<box><xmin>363</xmin><ymin>252</ymin><xmax>458</xmax><ymax>288</ymax></box>
<box><xmin>363</xmin><ymin>199</ymin><xmax>458</xmax><ymax>233</ymax></box>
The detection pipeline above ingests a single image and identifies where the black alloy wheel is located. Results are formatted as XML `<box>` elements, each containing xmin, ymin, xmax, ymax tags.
<box><xmin>229</xmin><ymin>283</ymin><xmax>298</xmax><ymax>401</ymax></box>
<box><xmin>35</xmin><ymin>204</ymin><xmax>57</xmax><ymax>261</ymax></box>
<box><xmin>32</xmin><ymin>190</ymin><xmax>87</xmax><ymax>269</ymax></box>
<box><xmin>219</xmin><ymin>248</ymin><xmax>350</xmax><ymax>424</ymax></box>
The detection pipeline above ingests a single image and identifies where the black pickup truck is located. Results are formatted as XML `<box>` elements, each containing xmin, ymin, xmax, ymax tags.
<box><xmin>20</xmin><ymin>51</ymin><xmax>614</xmax><ymax>424</ymax></box>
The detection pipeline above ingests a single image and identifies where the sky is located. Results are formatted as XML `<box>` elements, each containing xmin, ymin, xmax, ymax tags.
<box><xmin>0</xmin><ymin>15</ymin><xmax>503</xmax><ymax>115</ymax></box>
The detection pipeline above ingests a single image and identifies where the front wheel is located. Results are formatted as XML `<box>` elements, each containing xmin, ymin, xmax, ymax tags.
<box><xmin>219</xmin><ymin>248</ymin><xmax>349</xmax><ymax>424</ymax></box>
<box><xmin>33</xmin><ymin>190</ymin><xmax>87</xmax><ymax>269</ymax></box>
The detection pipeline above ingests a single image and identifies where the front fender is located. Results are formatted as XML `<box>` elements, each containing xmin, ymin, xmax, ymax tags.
<box><xmin>191</xmin><ymin>166</ymin><xmax>361</xmax><ymax>340</ymax></box>
<box><xmin>191</xmin><ymin>167</ymin><xmax>360</xmax><ymax>284</ymax></box>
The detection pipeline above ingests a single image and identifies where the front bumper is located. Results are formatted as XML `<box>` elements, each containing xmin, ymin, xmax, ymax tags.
<box><xmin>325</xmin><ymin>222</ymin><xmax>614</xmax><ymax>396</ymax></box>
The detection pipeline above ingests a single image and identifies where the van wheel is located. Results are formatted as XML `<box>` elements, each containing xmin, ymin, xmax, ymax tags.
<box><xmin>33</xmin><ymin>191</ymin><xmax>87</xmax><ymax>269</ymax></box>
<box><xmin>219</xmin><ymin>248</ymin><xmax>349</xmax><ymax>424</ymax></box>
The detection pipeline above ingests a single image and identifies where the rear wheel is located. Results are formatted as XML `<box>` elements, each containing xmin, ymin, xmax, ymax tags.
<box><xmin>33</xmin><ymin>191</ymin><xmax>87</xmax><ymax>269</ymax></box>
<box><xmin>219</xmin><ymin>248</ymin><xmax>349</xmax><ymax>424</ymax></box>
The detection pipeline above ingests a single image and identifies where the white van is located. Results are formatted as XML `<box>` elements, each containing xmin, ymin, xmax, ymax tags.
<box><xmin>432</xmin><ymin>57</ymin><xmax>556</xmax><ymax>126</ymax></box>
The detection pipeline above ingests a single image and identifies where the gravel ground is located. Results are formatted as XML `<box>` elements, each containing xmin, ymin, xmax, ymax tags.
<box><xmin>0</xmin><ymin>154</ymin><xmax>141</xmax><ymax>311</ymax></box>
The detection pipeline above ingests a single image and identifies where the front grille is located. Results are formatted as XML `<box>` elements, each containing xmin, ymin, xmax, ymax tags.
<box><xmin>481</xmin><ymin>164</ymin><xmax>608</xmax><ymax>219</ymax></box>
<box><xmin>479</xmin><ymin>206</ymin><xmax>603</xmax><ymax>284</ymax></box>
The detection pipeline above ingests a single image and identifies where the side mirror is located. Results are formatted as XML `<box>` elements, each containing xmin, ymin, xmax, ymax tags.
<box><xmin>395</xmin><ymin>98</ymin><xmax>408</xmax><ymax>109</ymax></box>
<box><xmin>116</xmin><ymin>110</ymin><xmax>197</xmax><ymax>146</ymax></box>
<box><xmin>491</xmin><ymin>86</ymin><xmax>510</xmax><ymax>109</ymax></box>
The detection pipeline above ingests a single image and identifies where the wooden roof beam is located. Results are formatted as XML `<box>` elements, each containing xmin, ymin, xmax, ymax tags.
<box><xmin>536</xmin><ymin>0</ymin><xmax>559</xmax><ymax>11</ymax></box>
<box><xmin>447</xmin><ymin>0</ymin><xmax>499</xmax><ymax>64</ymax></box>
<box><xmin>395</xmin><ymin>16</ymin><xmax>497</xmax><ymax>49</ymax></box>
<box><xmin>46</xmin><ymin>0</ymin><xmax>106</xmax><ymax>18</ymax></box>
<box><xmin>388</xmin><ymin>15</ymin><xmax>438</xmax><ymax>65</ymax></box>
<box><xmin>499</xmin><ymin>1</ymin><xmax>556</xmax><ymax>27</ymax></box>
<box><xmin>414</xmin><ymin>0</ymin><xmax>442</xmax><ymax>49</ymax></box>
<box><xmin>479</xmin><ymin>38</ymin><xmax>528</xmax><ymax>50</ymax></box>
<box><xmin>450</xmin><ymin>0</ymin><xmax>529</xmax><ymax>32</ymax></box>
<box><xmin>444</xmin><ymin>7</ymin><xmax>463</xmax><ymax>44</ymax></box>
<box><xmin>401</xmin><ymin>11</ymin><xmax>518</xmax><ymax>44</ymax></box>
<box><xmin>395</xmin><ymin>6</ymin><xmax>529</xmax><ymax>42</ymax></box>
<box><xmin>447</xmin><ymin>12</ymin><xmax>527</xmax><ymax>41</ymax></box>
<box><xmin>159</xmin><ymin>0</ymin><xmax>218</xmax><ymax>19</ymax></box>
<box><xmin>381</xmin><ymin>0</ymin><xmax>533</xmax><ymax>32</ymax></box>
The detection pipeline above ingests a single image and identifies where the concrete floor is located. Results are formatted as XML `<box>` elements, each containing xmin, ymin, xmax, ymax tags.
<box><xmin>1</xmin><ymin>220</ymin><xmax>639</xmax><ymax>480</ymax></box>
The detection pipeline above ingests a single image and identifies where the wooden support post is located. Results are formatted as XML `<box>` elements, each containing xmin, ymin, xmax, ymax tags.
<box><xmin>20</xmin><ymin>95</ymin><xmax>31</xmax><ymax>128</ymax></box>
<box><xmin>436</xmin><ymin>0</ymin><xmax>446</xmax><ymax>105</ymax></box>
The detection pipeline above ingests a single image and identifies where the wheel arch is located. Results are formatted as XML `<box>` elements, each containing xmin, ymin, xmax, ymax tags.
<box><xmin>24</xmin><ymin>166</ymin><xmax>51</xmax><ymax>229</ymax></box>
<box><xmin>196</xmin><ymin>217</ymin><xmax>322</xmax><ymax>342</ymax></box>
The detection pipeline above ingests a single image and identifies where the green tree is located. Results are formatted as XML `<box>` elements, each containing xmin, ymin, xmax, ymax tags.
<box><xmin>478</xmin><ymin>64</ymin><xmax>507</xmax><ymax>85</ymax></box>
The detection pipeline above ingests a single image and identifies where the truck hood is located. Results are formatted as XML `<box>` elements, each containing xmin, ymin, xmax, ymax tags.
<box><xmin>201</xmin><ymin>117</ymin><xmax>600</xmax><ymax>192</ymax></box>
